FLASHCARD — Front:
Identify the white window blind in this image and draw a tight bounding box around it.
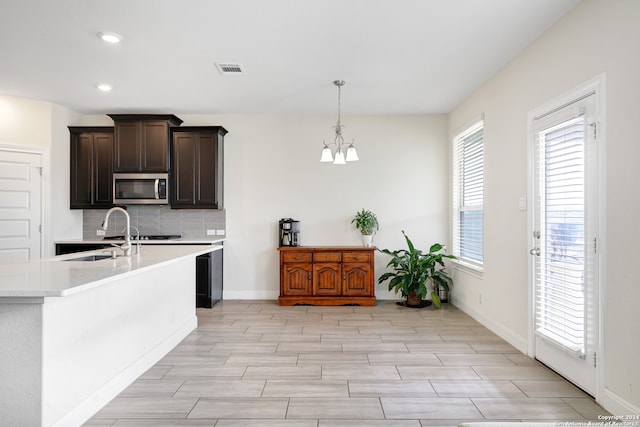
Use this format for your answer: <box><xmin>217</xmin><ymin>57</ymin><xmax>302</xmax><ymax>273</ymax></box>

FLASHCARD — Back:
<box><xmin>452</xmin><ymin>121</ymin><xmax>484</xmax><ymax>266</ymax></box>
<box><xmin>534</xmin><ymin>116</ymin><xmax>586</xmax><ymax>357</ymax></box>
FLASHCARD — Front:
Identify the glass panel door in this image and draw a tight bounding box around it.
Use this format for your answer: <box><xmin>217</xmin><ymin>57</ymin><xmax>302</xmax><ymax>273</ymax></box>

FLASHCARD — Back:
<box><xmin>531</xmin><ymin>91</ymin><xmax>599</xmax><ymax>395</ymax></box>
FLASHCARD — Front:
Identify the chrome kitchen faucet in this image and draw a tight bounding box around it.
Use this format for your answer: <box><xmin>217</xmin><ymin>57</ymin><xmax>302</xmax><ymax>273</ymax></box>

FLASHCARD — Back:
<box><xmin>101</xmin><ymin>207</ymin><xmax>132</xmax><ymax>257</ymax></box>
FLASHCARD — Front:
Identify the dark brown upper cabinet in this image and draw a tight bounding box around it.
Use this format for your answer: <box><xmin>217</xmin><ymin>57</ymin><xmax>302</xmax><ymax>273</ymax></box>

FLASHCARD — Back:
<box><xmin>69</xmin><ymin>127</ymin><xmax>114</xmax><ymax>209</ymax></box>
<box><xmin>171</xmin><ymin>126</ymin><xmax>228</xmax><ymax>209</ymax></box>
<box><xmin>108</xmin><ymin>114</ymin><xmax>183</xmax><ymax>172</ymax></box>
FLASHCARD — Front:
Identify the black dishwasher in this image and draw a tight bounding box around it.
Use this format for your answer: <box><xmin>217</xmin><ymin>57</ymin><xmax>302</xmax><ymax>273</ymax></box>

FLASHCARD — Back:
<box><xmin>196</xmin><ymin>249</ymin><xmax>223</xmax><ymax>308</ymax></box>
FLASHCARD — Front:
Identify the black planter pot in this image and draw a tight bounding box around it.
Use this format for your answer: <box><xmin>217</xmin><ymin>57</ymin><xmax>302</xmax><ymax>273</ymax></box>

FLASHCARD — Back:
<box><xmin>437</xmin><ymin>287</ymin><xmax>449</xmax><ymax>303</ymax></box>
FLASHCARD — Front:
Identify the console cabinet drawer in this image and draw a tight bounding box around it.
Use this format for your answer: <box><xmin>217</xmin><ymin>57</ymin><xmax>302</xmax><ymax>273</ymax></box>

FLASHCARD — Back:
<box><xmin>313</xmin><ymin>252</ymin><xmax>341</xmax><ymax>262</ymax></box>
<box><xmin>343</xmin><ymin>252</ymin><xmax>370</xmax><ymax>263</ymax></box>
<box><xmin>283</xmin><ymin>252</ymin><xmax>312</xmax><ymax>263</ymax></box>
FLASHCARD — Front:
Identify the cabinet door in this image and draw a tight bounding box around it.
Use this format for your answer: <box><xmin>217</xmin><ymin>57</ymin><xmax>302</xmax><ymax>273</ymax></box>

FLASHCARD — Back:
<box><xmin>196</xmin><ymin>132</ymin><xmax>218</xmax><ymax>206</ymax></box>
<box><xmin>93</xmin><ymin>133</ymin><xmax>114</xmax><ymax>206</ymax></box>
<box><xmin>342</xmin><ymin>263</ymin><xmax>372</xmax><ymax>296</ymax></box>
<box><xmin>196</xmin><ymin>253</ymin><xmax>212</xmax><ymax>308</ymax></box>
<box><xmin>70</xmin><ymin>133</ymin><xmax>93</xmax><ymax>208</ymax></box>
<box><xmin>313</xmin><ymin>263</ymin><xmax>341</xmax><ymax>295</ymax></box>
<box><xmin>141</xmin><ymin>121</ymin><xmax>169</xmax><ymax>171</ymax></box>
<box><xmin>113</xmin><ymin>122</ymin><xmax>140</xmax><ymax>171</ymax></box>
<box><xmin>171</xmin><ymin>130</ymin><xmax>220</xmax><ymax>208</ymax></box>
<box><xmin>283</xmin><ymin>263</ymin><xmax>312</xmax><ymax>295</ymax></box>
<box><xmin>70</xmin><ymin>131</ymin><xmax>113</xmax><ymax>209</ymax></box>
<box><xmin>172</xmin><ymin>132</ymin><xmax>196</xmax><ymax>206</ymax></box>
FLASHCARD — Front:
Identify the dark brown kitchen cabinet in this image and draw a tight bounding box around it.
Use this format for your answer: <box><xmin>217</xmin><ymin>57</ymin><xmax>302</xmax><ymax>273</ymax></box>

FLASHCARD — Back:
<box><xmin>196</xmin><ymin>248</ymin><xmax>223</xmax><ymax>308</ymax></box>
<box><xmin>171</xmin><ymin>126</ymin><xmax>227</xmax><ymax>209</ymax></box>
<box><xmin>69</xmin><ymin>127</ymin><xmax>114</xmax><ymax>209</ymax></box>
<box><xmin>108</xmin><ymin>114</ymin><xmax>183</xmax><ymax>172</ymax></box>
<box><xmin>55</xmin><ymin>243</ymin><xmax>112</xmax><ymax>255</ymax></box>
<box><xmin>278</xmin><ymin>247</ymin><xmax>375</xmax><ymax>306</ymax></box>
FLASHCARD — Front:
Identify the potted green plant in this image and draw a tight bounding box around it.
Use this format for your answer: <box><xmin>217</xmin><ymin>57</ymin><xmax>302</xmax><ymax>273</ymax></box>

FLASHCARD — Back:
<box><xmin>351</xmin><ymin>209</ymin><xmax>379</xmax><ymax>247</ymax></box>
<box><xmin>377</xmin><ymin>230</ymin><xmax>456</xmax><ymax>308</ymax></box>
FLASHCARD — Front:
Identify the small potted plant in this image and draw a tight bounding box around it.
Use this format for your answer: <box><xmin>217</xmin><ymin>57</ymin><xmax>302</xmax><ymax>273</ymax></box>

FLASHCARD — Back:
<box><xmin>351</xmin><ymin>209</ymin><xmax>379</xmax><ymax>247</ymax></box>
<box><xmin>377</xmin><ymin>230</ymin><xmax>456</xmax><ymax>308</ymax></box>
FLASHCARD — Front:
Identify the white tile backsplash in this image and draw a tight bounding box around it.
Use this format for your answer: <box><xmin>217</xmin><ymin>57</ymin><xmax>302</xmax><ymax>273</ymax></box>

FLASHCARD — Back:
<box><xmin>83</xmin><ymin>206</ymin><xmax>225</xmax><ymax>240</ymax></box>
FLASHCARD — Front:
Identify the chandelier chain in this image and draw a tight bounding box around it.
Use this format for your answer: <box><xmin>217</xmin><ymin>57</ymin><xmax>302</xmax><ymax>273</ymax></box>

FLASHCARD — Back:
<box><xmin>335</xmin><ymin>80</ymin><xmax>344</xmax><ymax>138</ymax></box>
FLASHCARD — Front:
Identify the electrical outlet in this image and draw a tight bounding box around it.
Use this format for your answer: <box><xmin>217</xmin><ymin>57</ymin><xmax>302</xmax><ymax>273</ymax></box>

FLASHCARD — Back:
<box><xmin>206</xmin><ymin>229</ymin><xmax>216</xmax><ymax>236</ymax></box>
<box><xmin>519</xmin><ymin>196</ymin><xmax>527</xmax><ymax>211</ymax></box>
<box><xmin>96</xmin><ymin>229</ymin><xmax>106</xmax><ymax>236</ymax></box>
<box><xmin>479</xmin><ymin>293</ymin><xmax>483</xmax><ymax>305</ymax></box>
<box><xmin>216</xmin><ymin>229</ymin><xmax>225</xmax><ymax>235</ymax></box>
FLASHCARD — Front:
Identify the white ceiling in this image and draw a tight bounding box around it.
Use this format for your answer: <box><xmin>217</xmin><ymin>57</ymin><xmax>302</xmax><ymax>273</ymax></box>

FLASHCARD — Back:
<box><xmin>0</xmin><ymin>0</ymin><xmax>580</xmax><ymax>115</ymax></box>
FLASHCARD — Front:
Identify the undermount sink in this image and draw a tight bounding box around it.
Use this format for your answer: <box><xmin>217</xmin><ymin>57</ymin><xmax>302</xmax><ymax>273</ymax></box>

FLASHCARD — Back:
<box><xmin>63</xmin><ymin>254</ymin><xmax>113</xmax><ymax>262</ymax></box>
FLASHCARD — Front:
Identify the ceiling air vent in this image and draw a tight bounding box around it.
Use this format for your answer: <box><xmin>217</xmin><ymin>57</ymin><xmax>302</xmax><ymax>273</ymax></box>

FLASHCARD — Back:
<box><xmin>215</xmin><ymin>63</ymin><xmax>245</xmax><ymax>75</ymax></box>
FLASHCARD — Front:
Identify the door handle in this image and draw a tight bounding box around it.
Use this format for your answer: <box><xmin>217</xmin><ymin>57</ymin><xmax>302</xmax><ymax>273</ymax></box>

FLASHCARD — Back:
<box><xmin>529</xmin><ymin>247</ymin><xmax>540</xmax><ymax>256</ymax></box>
<box><xmin>154</xmin><ymin>179</ymin><xmax>160</xmax><ymax>200</ymax></box>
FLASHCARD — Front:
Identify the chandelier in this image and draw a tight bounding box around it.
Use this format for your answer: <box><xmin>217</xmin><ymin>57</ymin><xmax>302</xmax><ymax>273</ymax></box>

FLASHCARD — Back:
<box><xmin>320</xmin><ymin>80</ymin><xmax>359</xmax><ymax>164</ymax></box>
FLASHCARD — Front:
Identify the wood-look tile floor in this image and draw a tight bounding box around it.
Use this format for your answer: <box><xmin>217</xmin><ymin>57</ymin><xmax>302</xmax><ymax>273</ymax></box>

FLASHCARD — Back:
<box><xmin>85</xmin><ymin>300</ymin><xmax>609</xmax><ymax>427</ymax></box>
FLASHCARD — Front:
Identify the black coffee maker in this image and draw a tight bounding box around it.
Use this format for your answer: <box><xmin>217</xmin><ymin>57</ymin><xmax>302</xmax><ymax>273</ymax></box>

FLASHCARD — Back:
<box><xmin>279</xmin><ymin>218</ymin><xmax>300</xmax><ymax>247</ymax></box>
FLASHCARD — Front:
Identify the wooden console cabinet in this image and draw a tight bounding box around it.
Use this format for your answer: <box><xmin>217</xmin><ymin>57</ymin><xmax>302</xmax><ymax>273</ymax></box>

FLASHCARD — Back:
<box><xmin>278</xmin><ymin>246</ymin><xmax>375</xmax><ymax>306</ymax></box>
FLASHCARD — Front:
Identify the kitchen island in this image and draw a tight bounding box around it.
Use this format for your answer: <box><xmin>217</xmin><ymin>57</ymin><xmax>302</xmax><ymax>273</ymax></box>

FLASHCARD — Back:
<box><xmin>0</xmin><ymin>245</ymin><xmax>220</xmax><ymax>427</ymax></box>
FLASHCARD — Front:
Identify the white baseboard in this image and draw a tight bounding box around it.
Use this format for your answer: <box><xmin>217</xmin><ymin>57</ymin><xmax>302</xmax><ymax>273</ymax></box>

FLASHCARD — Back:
<box><xmin>223</xmin><ymin>290</ymin><xmax>279</xmax><ymax>300</ymax></box>
<box><xmin>222</xmin><ymin>291</ymin><xmax>402</xmax><ymax>301</ymax></box>
<box><xmin>452</xmin><ymin>299</ymin><xmax>529</xmax><ymax>354</ymax></box>
<box><xmin>54</xmin><ymin>316</ymin><xmax>197</xmax><ymax>427</ymax></box>
<box><xmin>602</xmin><ymin>387</ymin><xmax>640</xmax><ymax>416</ymax></box>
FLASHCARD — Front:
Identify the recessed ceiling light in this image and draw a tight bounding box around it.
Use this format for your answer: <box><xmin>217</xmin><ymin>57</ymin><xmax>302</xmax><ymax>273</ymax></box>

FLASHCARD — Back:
<box><xmin>97</xmin><ymin>83</ymin><xmax>112</xmax><ymax>92</ymax></box>
<box><xmin>98</xmin><ymin>32</ymin><xmax>122</xmax><ymax>44</ymax></box>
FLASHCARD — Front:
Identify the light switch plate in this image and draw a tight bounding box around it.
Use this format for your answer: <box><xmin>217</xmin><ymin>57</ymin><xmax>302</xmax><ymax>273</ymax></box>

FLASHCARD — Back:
<box><xmin>206</xmin><ymin>229</ymin><xmax>216</xmax><ymax>236</ymax></box>
<box><xmin>96</xmin><ymin>229</ymin><xmax>106</xmax><ymax>236</ymax></box>
<box><xmin>216</xmin><ymin>229</ymin><xmax>225</xmax><ymax>235</ymax></box>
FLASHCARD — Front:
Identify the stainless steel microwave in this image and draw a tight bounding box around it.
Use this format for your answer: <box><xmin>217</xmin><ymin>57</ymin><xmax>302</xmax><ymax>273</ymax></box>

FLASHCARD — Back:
<box><xmin>113</xmin><ymin>173</ymin><xmax>169</xmax><ymax>205</ymax></box>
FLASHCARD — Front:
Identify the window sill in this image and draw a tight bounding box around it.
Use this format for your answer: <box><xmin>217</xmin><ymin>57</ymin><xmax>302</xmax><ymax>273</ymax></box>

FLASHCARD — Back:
<box><xmin>451</xmin><ymin>259</ymin><xmax>484</xmax><ymax>278</ymax></box>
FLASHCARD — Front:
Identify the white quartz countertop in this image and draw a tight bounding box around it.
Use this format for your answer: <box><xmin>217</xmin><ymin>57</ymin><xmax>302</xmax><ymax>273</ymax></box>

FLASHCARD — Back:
<box><xmin>54</xmin><ymin>238</ymin><xmax>226</xmax><ymax>245</ymax></box>
<box><xmin>0</xmin><ymin>245</ymin><xmax>222</xmax><ymax>298</ymax></box>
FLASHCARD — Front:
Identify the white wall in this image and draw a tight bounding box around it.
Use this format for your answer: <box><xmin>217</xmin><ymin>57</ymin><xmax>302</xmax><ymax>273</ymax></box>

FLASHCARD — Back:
<box><xmin>50</xmin><ymin>103</ymin><xmax>83</xmax><ymax>250</ymax></box>
<box><xmin>449</xmin><ymin>0</ymin><xmax>640</xmax><ymax>413</ymax></box>
<box><xmin>176</xmin><ymin>114</ymin><xmax>449</xmax><ymax>300</ymax></box>
<box><xmin>0</xmin><ymin>94</ymin><xmax>51</xmax><ymax>147</ymax></box>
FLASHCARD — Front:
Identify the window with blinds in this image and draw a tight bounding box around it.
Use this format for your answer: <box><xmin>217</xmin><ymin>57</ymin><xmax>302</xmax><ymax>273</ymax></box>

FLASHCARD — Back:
<box><xmin>452</xmin><ymin>121</ymin><xmax>484</xmax><ymax>266</ymax></box>
<box><xmin>534</xmin><ymin>116</ymin><xmax>586</xmax><ymax>357</ymax></box>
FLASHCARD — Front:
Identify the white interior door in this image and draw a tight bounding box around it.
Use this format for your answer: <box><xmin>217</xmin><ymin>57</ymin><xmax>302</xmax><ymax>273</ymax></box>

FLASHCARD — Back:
<box><xmin>530</xmin><ymin>90</ymin><xmax>599</xmax><ymax>395</ymax></box>
<box><xmin>0</xmin><ymin>149</ymin><xmax>43</xmax><ymax>262</ymax></box>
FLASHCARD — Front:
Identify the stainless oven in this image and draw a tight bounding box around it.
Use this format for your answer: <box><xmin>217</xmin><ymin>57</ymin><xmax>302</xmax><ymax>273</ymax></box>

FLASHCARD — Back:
<box><xmin>113</xmin><ymin>173</ymin><xmax>169</xmax><ymax>205</ymax></box>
